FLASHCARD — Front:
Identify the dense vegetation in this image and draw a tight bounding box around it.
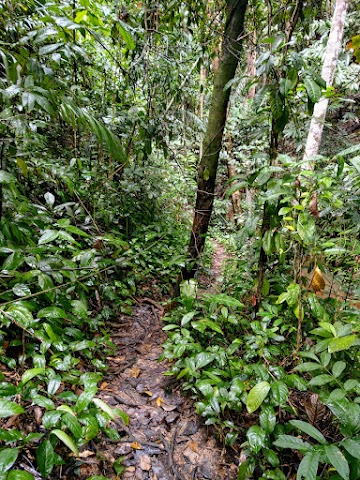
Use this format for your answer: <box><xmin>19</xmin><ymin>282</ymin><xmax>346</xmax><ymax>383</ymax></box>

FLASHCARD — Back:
<box><xmin>0</xmin><ymin>0</ymin><xmax>359</xmax><ymax>479</ymax></box>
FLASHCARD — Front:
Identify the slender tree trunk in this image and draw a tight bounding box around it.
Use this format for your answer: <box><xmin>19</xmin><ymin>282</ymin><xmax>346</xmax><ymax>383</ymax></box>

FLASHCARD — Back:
<box><xmin>182</xmin><ymin>0</ymin><xmax>248</xmax><ymax>280</ymax></box>
<box><xmin>303</xmin><ymin>0</ymin><xmax>348</xmax><ymax>166</ymax></box>
<box><xmin>198</xmin><ymin>65</ymin><xmax>207</xmax><ymax>161</ymax></box>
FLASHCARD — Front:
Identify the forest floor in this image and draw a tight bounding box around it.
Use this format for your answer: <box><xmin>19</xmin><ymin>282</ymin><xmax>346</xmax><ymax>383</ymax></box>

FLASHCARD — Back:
<box><xmin>92</xmin><ymin>241</ymin><xmax>237</xmax><ymax>480</ymax></box>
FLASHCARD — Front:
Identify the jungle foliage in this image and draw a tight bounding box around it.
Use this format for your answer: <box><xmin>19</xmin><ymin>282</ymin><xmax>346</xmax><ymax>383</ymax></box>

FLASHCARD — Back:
<box><xmin>0</xmin><ymin>0</ymin><xmax>359</xmax><ymax>479</ymax></box>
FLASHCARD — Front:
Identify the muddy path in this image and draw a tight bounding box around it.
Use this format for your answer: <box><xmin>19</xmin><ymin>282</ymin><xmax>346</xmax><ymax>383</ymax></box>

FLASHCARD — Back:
<box><xmin>93</xmin><ymin>242</ymin><xmax>236</xmax><ymax>480</ymax></box>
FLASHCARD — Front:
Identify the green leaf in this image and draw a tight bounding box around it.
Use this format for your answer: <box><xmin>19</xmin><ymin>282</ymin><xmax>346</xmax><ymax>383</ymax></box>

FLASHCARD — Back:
<box><xmin>115</xmin><ymin>408</ymin><xmax>129</xmax><ymax>426</ymax></box>
<box><xmin>342</xmin><ymin>438</ymin><xmax>360</xmax><ymax>460</ymax></box>
<box><xmin>297</xmin><ymin>213</ymin><xmax>316</xmax><ymax>245</ymax></box>
<box><xmin>274</xmin><ymin>435</ymin><xmax>312</xmax><ymax>452</ymax></box>
<box><xmin>6</xmin><ymin>304</ymin><xmax>33</xmax><ymax>328</ymax></box>
<box><xmin>36</xmin><ymin>440</ymin><xmax>55</xmax><ymax>477</ymax></box>
<box><xmin>290</xmin><ymin>420</ymin><xmax>326</xmax><ymax>444</ymax></box>
<box><xmin>92</xmin><ymin>398</ymin><xmax>118</xmax><ymax>420</ymax></box>
<box><xmin>294</xmin><ymin>362</ymin><xmax>322</xmax><ymax>372</ymax></box>
<box><xmin>328</xmin><ymin>335</ymin><xmax>358</xmax><ymax>353</ymax></box>
<box><xmin>7</xmin><ymin>470</ymin><xmax>35</xmax><ymax>480</ymax></box>
<box><xmin>70</xmin><ymin>340</ymin><xmax>96</xmax><ymax>352</ymax></box>
<box><xmin>32</xmin><ymin>394</ymin><xmax>55</xmax><ymax>410</ymax></box>
<box><xmin>332</xmin><ymin>361</ymin><xmax>346</xmax><ymax>378</ymax></box>
<box><xmin>194</xmin><ymin>352</ymin><xmax>215</xmax><ymax>369</ymax></box>
<box><xmin>181</xmin><ymin>311</ymin><xmax>196</xmax><ymax>326</ymax></box>
<box><xmin>37</xmin><ymin>307</ymin><xmax>67</xmax><ymax>319</ymax></box>
<box><xmin>47</xmin><ymin>375</ymin><xmax>61</xmax><ymax>395</ymax></box>
<box><xmin>118</xmin><ymin>20</ymin><xmax>135</xmax><ymax>50</ymax></box>
<box><xmin>64</xmin><ymin>225</ymin><xmax>90</xmax><ymax>238</ymax></box>
<box><xmin>304</xmin><ymin>77</ymin><xmax>322</xmax><ymax>103</ymax></box>
<box><xmin>308</xmin><ymin>374</ymin><xmax>334</xmax><ymax>386</ymax></box>
<box><xmin>38</xmin><ymin>230</ymin><xmax>59</xmax><ymax>245</ymax></box>
<box><xmin>0</xmin><ymin>401</ymin><xmax>25</xmax><ymax>418</ymax></box>
<box><xmin>262</xmin><ymin>230</ymin><xmax>273</xmax><ymax>255</ymax></box>
<box><xmin>297</xmin><ymin>451</ymin><xmax>320</xmax><ymax>480</ymax></box>
<box><xmin>75</xmin><ymin>387</ymin><xmax>98</xmax><ymax>413</ymax></box>
<box><xmin>12</xmin><ymin>284</ymin><xmax>31</xmax><ymax>297</ymax></box>
<box><xmin>325</xmin><ymin>445</ymin><xmax>349</xmax><ymax>480</ymax></box>
<box><xmin>259</xmin><ymin>406</ymin><xmax>276</xmax><ymax>433</ymax></box>
<box><xmin>246</xmin><ymin>426</ymin><xmax>267</xmax><ymax>453</ymax></box>
<box><xmin>271</xmin><ymin>381</ymin><xmax>289</xmax><ymax>406</ymax></box>
<box><xmin>51</xmin><ymin>430</ymin><xmax>79</xmax><ymax>456</ymax></box>
<box><xmin>269</xmin><ymin>90</ymin><xmax>283</xmax><ymax>119</ymax></box>
<box><xmin>193</xmin><ymin>319</ymin><xmax>223</xmax><ymax>335</ymax></box>
<box><xmin>326</xmin><ymin>399</ymin><xmax>360</xmax><ymax>435</ymax></box>
<box><xmin>263</xmin><ymin>448</ymin><xmax>280</xmax><ymax>467</ymax></box>
<box><xmin>57</xmin><ymin>405</ymin><xmax>76</xmax><ymax>416</ymax></box>
<box><xmin>203</xmin><ymin>293</ymin><xmax>244</xmax><ymax>309</ymax></box>
<box><xmin>246</xmin><ymin>381</ymin><xmax>271</xmax><ymax>413</ymax></box>
<box><xmin>42</xmin><ymin>411</ymin><xmax>62</xmax><ymax>430</ymax></box>
<box><xmin>0</xmin><ymin>448</ymin><xmax>18</xmax><ymax>474</ymax></box>
<box><xmin>21</xmin><ymin>368</ymin><xmax>46</xmax><ymax>385</ymax></box>
<box><xmin>61</xmin><ymin>413</ymin><xmax>82</xmax><ymax>439</ymax></box>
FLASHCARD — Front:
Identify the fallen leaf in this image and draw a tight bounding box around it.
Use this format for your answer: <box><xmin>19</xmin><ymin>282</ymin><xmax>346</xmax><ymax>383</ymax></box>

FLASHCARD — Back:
<box><xmin>139</xmin><ymin>454</ymin><xmax>151</xmax><ymax>471</ymax></box>
<box><xmin>34</xmin><ymin>406</ymin><xmax>43</xmax><ymax>425</ymax></box>
<box><xmin>78</xmin><ymin>450</ymin><xmax>95</xmax><ymax>458</ymax></box>
<box><xmin>79</xmin><ymin>464</ymin><xmax>100</xmax><ymax>477</ymax></box>
<box><xmin>131</xmin><ymin>442</ymin><xmax>142</xmax><ymax>450</ymax></box>
<box><xmin>188</xmin><ymin>441</ymin><xmax>199</xmax><ymax>452</ymax></box>
<box><xmin>145</xmin><ymin>391</ymin><xmax>153</xmax><ymax>397</ymax></box>
<box><xmin>100</xmin><ymin>382</ymin><xmax>108</xmax><ymax>390</ymax></box>
<box><xmin>131</xmin><ymin>367</ymin><xmax>141</xmax><ymax>378</ymax></box>
<box><xmin>156</xmin><ymin>397</ymin><xmax>164</xmax><ymax>407</ymax></box>
<box><xmin>161</xmin><ymin>403</ymin><xmax>177</xmax><ymax>412</ymax></box>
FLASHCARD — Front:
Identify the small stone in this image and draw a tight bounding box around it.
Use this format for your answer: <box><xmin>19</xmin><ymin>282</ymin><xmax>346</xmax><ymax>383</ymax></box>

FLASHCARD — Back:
<box><xmin>165</xmin><ymin>412</ymin><xmax>179</xmax><ymax>423</ymax></box>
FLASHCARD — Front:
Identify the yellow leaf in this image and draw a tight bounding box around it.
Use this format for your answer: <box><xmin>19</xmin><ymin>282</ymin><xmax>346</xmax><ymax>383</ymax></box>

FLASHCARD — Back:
<box><xmin>144</xmin><ymin>391</ymin><xmax>153</xmax><ymax>397</ymax></box>
<box><xmin>131</xmin><ymin>442</ymin><xmax>142</xmax><ymax>450</ymax></box>
<box><xmin>310</xmin><ymin>266</ymin><xmax>325</xmax><ymax>293</ymax></box>
<box><xmin>131</xmin><ymin>367</ymin><xmax>141</xmax><ymax>378</ymax></box>
<box><xmin>156</xmin><ymin>397</ymin><xmax>164</xmax><ymax>407</ymax></box>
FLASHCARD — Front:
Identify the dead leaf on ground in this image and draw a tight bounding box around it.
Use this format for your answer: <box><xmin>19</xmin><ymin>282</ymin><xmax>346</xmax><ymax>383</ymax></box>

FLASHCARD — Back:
<box><xmin>161</xmin><ymin>402</ymin><xmax>177</xmax><ymax>412</ymax></box>
<box><xmin>131</xmin><ymin>442</ymin><xmax>142</xmax><ymax>450</ymax></box>
<box><xmin>304</xmin><ymin>393</ymin><xmax>327</xmax><ymax>424</ymax></box>
<box><xmin>156</xmin><ymin>397</ymin><xmax>164</xmax><ymax>407</ymax></box>
<box><xmin>139</xmin><ymin>454</ymin><xmax>151</xmax><ymax>471</ymax></box>
<box><xmin>78</xmin><ymin>450</ymin><xmax>95</xmax><ymax>458</ymax></box>
<box><xmin>131</xmin><ymin>367</ymin><xmax>141</xmax><ymax>378</ymax></box>
<box><xmin>78</xmin><ymin>463</ymin><xmax>100</xmax><ymax>478</ymax></box>
<box><xmin>188</xmin><ymin>441</ymin><xmax>199</xmax><ymax>452</ymax></box>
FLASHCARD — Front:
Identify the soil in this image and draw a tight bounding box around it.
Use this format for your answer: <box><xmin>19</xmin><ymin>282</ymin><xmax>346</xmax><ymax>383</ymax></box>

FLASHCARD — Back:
<box><xmin>88</xmin><ymin>241</ymin><xmax>237</xmax><ymax>480</ymax></box>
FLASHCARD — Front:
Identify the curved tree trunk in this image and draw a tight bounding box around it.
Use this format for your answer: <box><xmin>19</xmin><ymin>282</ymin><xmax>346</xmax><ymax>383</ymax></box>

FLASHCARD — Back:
<box><xmin>182</xmin><ymin>0</ymin><xmax>248</xmax><ymax>279</ymax></box>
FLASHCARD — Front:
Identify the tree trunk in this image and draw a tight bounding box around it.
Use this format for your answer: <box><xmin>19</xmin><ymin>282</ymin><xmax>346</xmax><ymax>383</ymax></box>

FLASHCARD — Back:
<box><xmin>303</xmin><ymin>0</ymin><xmax>348</xmax><ymax>166</ymax></box>
<box><xmin>182</xmin><ymin>0</ymin><xmax>248</xmax><ymax>279</ymax></box>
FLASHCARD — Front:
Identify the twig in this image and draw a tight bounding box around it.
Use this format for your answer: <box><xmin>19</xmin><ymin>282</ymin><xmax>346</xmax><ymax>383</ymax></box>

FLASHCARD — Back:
<box><xmin>160</xmin><ymin>425</ymin><xmax>186</xmax><ymax>480</ymax></box>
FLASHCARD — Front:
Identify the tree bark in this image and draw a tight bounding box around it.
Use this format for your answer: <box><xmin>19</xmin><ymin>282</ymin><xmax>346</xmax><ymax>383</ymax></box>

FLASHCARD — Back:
<box><xmin>182</xmin><ymin>0</ymin><xmax>248</xmax><ymax>279</ymax></box>
<box><xmin>303</xmin><ymin>0</ymin><xmax>348</xmax><ymax>166</ymax></box>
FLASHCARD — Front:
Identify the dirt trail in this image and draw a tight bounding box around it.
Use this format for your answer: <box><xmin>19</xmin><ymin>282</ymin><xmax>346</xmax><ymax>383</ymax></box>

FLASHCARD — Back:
<box><xmin>92</xmin><ymin>241</ymin><xmax>235</xmax><ymax>480</ymax></box>
<box><xmin>197</xmin><ymin>241</ymin><xmax>229</xmax><ymax>294</ymax></box>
